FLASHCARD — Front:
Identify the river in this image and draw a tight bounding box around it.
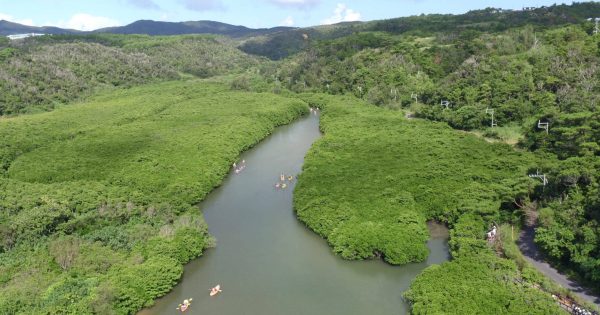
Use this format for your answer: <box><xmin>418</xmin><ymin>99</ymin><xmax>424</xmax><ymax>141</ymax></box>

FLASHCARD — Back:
<box><xmin>139</xmin><ymin>113</ymin><xmax>449</xmax><ymax>315</ymax></box>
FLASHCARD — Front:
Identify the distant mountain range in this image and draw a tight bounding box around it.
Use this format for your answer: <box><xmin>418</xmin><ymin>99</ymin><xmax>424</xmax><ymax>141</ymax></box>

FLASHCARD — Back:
<box><xmin>0</xmin><ymin>19</ymin><xmax>294</xmax><ymax>37</ymax></box>
<box><xmin>0</xmin><ymin>20</ymin><xmax>81</xmax><ymax>36</ymax></box>
<box><xmin>96</xmin><ymin>20</ymin><xmax>294</xmax><ymax>37</ymax></box>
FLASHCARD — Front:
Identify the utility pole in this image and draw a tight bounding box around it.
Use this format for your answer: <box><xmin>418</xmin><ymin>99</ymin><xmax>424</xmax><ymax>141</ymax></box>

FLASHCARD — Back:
<box><xmin>390</xmin><ymin>88</ymin><xmax>398</xmax><ymax>102</ymax></box>
<box><xmin>485</xmin><ymin>108</ymin><xmax>497</xmax><ymax>128</ymax></box>
<box><xmin>411</xmin><ymin>93</ymin><xmax>418</xmax><ymax>104</ymax></box>
<box><xmin>528</xmin><ymin>170</ymin><xmax>548</xmax><ymax>186</ymax></box>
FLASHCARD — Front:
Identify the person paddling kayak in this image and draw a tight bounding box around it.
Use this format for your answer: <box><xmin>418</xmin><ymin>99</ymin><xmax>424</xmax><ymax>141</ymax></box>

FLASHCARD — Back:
<box><xmin>177</xmin><ymin>298</ymin><xmax>192</xmax><ymax>312</ymax></box>
<box><xmin>210</xmin><ymin>284</ymin><xmax>222</xmax><ymax>297</ymax></box>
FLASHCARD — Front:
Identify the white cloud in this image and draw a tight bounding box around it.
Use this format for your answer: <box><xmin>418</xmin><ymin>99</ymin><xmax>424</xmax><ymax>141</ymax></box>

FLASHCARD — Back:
<box><xmin>51</xmin><ymin>14</ymin><xmax>121</xmax><ymax>31</ymax></box>
<box><xmin>320</xmin><ymin>3</ymin><xmax>361</xmax><ymax>25</ymax></box>
<box><xmin>127</xmin><ymin>0</ymin><xmax>161</xmax><ymax>10</ymax></box>
<box><xmin>280</xmin><ymin>16</ymin><xmax>295</xmax><ymax>26</ymax></box>
<box><xmin>268</xmin><ymin>0</ymin><xmax>321</xmax><ymax>9</ymax></box>
<box><xmin>0</xmin><ymin>13</ymin><xmax>35</xmax><ymax>26</ymax></box>
<box><xmin>180</xmin><ymin>0</ymin><xmax>225</xmax><ymax>11</ymax></box>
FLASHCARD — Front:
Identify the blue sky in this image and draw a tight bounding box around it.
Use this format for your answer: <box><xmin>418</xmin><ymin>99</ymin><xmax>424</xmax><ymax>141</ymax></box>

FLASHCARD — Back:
<box><xmin>0</xmin><ymin>0</ymin><xmax>575</xmax><ymax>31</ymax></box>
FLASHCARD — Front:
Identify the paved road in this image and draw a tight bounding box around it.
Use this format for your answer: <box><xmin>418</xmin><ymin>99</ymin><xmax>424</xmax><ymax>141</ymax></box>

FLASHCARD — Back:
<box><xmin>517</xmin><ymin>226</ymin><xmax>600</xmax><ymax>308</ymax></box>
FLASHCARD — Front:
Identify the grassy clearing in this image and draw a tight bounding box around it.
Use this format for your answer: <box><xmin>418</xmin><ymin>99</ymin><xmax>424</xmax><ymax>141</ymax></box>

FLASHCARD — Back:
<box><xmin>0</xmin><ymin>80</ymin><xmax>307</xmax><ymax>314</ymax></box>
<box><xmin>482</xmin><ymin>125</ymin><xmax>524</xmax><ymax>145</ymax></box>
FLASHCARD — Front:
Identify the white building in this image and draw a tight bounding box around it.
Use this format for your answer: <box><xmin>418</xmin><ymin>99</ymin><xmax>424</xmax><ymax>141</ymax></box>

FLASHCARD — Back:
<box><xmin>6</xmin><ymin>33</ymin><xmax>45</xmax><ymax>40</ymax></box>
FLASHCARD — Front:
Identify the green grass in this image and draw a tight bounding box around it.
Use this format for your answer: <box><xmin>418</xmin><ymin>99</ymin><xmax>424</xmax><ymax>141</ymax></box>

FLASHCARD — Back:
<box><xmin>0</xmin><ymin>80</ymin><xmax>308</xmax><ymax>314</ymax></box>
<box><xmin>482</xmin><ymin>125</ymin><xmax>524</xmax><ymax>145</ymax></box>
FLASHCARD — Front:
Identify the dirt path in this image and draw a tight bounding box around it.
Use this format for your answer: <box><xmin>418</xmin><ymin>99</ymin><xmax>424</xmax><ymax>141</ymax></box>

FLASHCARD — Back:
<box><xmin>517</xmin><ymin>225</ymin><xmax>600</xmax><ymax>307</ymax></box>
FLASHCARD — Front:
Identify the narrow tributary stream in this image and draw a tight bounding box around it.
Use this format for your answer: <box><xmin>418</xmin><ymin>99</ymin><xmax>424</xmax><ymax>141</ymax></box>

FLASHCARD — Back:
<box><xmin>139</xmin><ymin>113</ymin><xmax>449</xmax><ymax>315</ymax></box>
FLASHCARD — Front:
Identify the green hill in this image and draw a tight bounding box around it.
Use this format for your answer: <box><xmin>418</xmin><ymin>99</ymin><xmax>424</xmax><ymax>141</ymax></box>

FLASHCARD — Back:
<box><xmin>95</xmin><ymin>20</ymin><xmax>294</xmax><ymax>37</ymax></box>
<box><xmin>0</xmin><ymin>34</ymin><xmax>266</xmax><ymax>115</ymax></box>
<box><xmin>240</xmin><ymin>2</ymin><xmax>600</xmax><ymax>60</ymax></box>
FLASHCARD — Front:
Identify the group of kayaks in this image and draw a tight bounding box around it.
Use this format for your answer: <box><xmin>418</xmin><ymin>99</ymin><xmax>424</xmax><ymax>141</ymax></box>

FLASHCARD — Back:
<box><xmin>275</xmin><ymin>173</ymin><xmax>294</xmax><ymax>189</ymax></box>
<box><xmin>176</xmin><ymin>285</ymin><xmax>222</xmax><ymax>312</ymax></box>
<box><xmin>175</xmin><ymin>175</ymin><xmax>294</xmax><ymax>313</ymax></box>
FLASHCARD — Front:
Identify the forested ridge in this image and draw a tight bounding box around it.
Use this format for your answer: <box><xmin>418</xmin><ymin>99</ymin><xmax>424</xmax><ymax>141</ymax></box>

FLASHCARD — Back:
<box><xmin>0</xmin><ymin>34</ymin><xmax>265</xmax><ymax>115</ymax></box>
<box><xmin>240</xmin><ymin>2</ymin><xmax>600</xmax><ymax>60</ymax></box>
<box><xmin>0</xmin><ymin>2</ymin><xmax>599</xmax><ymax>314</ymax></box>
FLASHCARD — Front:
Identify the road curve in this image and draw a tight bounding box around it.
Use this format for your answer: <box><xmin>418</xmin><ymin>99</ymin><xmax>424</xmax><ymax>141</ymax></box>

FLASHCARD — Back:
<box><xmin>517</xmin><ymin>226</ymin><xmax>600</xmax><ymax>308</ymax></box>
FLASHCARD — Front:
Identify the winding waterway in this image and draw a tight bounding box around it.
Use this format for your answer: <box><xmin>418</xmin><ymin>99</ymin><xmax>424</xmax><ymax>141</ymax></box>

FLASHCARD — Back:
<box><xmin>139</xmin><ymin>113</ymin><xmax>449</xmax><ymax>315</ymax></box>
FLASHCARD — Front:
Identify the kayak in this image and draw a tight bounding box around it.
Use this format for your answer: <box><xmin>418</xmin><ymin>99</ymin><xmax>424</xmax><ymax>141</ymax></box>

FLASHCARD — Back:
<box><xmin>177</xmin><ymin>299</ymin><xmax>192</xmax><ymax>312</ymax></box>
<box><xmin>210</xmin><ymin>285</ymin><xmax>222</xmax><ymax>297</ymax></box>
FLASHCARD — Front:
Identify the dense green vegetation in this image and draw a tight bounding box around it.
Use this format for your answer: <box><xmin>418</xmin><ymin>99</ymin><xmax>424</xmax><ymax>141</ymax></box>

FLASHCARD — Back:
<box><xmin>270</xmin><ymin>23</ymin><xmax>599</xmax><ymax>130</ymax></box>
<box><xmin>264</xmin><ymin>4</ymin><xmax>600</xmax><ymax>295</ymax></box>
<box><xmin>293</xmin><ymin>93</ymin><xmax>565</xmax><ymax>313</ymax></box>
<box><xmin>0</xmin><ymin>34</ymin><xmax>265</xmax><ymax>115</ymax></box>
<box><xmin>0</xmin><ymin>81</ymin><xmax>307</xmax><ymax>314</ymax></box>
<box><xmin>531</xmin><ymin>147</ymin><xmax>600</xmax><ymax>289</ymax></box>
<box><xmin>241</xmin><ymin>2</ymin><xmax>600</xmax><ymax>60</ymax></box>
<box><xmin>1</xmin><ymin>2</ymin><xmax>598</xmax><ymax>313</ymax></box>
